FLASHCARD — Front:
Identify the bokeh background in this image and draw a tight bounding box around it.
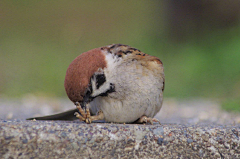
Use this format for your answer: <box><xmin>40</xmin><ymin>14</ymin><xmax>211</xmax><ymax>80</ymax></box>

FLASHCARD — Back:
<box><xmin>1</xmin><ymin>1</ymin><xmax>240</xmax><ymax>111</ymax></box>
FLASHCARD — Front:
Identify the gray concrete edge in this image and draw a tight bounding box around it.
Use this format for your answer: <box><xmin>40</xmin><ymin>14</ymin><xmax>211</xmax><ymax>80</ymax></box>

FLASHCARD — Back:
<box><xmin>1</xmin><ymin>120</ymin><xmax>240</xmax><ymax>158</ymax></box>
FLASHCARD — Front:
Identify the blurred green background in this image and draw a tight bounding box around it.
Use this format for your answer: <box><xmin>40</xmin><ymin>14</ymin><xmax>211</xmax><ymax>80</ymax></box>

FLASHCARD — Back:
<box><xmin>1</xmin><ymin>1</ymin><xmax>240</xmax><ymax>111</ymax></box>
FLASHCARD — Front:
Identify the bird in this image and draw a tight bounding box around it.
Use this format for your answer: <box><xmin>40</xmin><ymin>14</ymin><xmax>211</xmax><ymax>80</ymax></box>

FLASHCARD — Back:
<box><xmin>27</xmin><ymin>44</ymin><xmax>165</xmax><ymax>124</ymax></box>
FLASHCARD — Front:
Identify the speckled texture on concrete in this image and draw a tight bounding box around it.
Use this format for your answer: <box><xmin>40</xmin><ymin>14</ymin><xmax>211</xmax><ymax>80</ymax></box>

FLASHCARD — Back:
<box><xmin>1</xmin><ymin>120</ymin><xmax>240</xmax><ymax>158</ymax></box>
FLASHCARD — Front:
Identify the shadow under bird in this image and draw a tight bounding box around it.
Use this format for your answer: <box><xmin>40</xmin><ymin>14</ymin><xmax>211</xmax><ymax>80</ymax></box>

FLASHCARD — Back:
<box><xmin>27</xmin><ymin>44</ymin><xmax>165</xmax><ymax>124</ymax></box>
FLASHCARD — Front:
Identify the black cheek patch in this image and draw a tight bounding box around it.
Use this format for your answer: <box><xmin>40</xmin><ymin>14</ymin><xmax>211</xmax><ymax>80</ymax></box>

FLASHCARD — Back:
<box><xmin>95</xmin><ymin>74</ymin><xmax>106</xmax><ymax>89</ymax></box>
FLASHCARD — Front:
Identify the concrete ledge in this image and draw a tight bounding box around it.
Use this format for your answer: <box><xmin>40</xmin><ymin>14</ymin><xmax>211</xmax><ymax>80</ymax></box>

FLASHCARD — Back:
<box><xmin>1</xmin><ymin>120</ymin><xmax>239</xmax><ymax>158</ymax></box>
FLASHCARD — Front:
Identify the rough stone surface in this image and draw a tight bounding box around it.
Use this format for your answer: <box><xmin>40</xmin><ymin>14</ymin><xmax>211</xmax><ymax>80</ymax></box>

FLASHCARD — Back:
<box><xmin>0</xmin><ymin>97</ymin><xmax>240</xmax><ymax>158</ymax></box>
<box><xmin>1</xmin><ymin>120</ymin><xmax>240</xmax><ymax>158</ymax></box>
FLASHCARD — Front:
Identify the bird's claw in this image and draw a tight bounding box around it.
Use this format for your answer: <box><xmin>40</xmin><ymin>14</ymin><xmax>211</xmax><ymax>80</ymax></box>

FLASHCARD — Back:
<box><xmin>75</xmin><ymin>103</ymin><xmax>104</xmax><ymax>124</ymax></box>
<box><xmin>138</xmin><ymin>116</ymin><xmax>161</xmax><ymax>125</ymax></box>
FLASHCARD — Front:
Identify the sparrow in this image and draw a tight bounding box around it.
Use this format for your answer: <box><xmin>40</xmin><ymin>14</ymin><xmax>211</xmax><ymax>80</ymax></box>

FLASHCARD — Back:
<box><xmin>27</xmin><ymin>44</ymin><xmax>165</xmax><ymax>124</ymax></box>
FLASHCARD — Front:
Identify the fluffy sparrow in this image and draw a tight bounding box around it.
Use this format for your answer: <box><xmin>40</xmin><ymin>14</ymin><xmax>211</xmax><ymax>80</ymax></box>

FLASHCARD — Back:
<box><xmin>27</xmin><ymin>44</ymin><xmax>165</xmax><ymax>124</ymax></box>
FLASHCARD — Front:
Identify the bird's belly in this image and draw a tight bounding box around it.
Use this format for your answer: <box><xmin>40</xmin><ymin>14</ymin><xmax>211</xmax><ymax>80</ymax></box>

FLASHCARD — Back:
<box><xmin>89</xmin><ymin>95</ymin><xmax>162</xmax><ymax>123</ymax></box>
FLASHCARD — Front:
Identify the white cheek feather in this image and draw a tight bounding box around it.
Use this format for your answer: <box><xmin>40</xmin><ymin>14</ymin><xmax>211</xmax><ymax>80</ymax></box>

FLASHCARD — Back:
<box><xmin>91</xmin><ymin>78</ymin><xmax>111</xmax><ymax>97</ymax></box>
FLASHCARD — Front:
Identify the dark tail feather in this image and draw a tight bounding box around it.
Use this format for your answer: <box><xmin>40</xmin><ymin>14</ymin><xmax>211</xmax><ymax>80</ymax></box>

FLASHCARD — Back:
<box><xmin>26</xmin><ymin>108</ymin><xmax>78</xmax><ymax>121</ymax></box>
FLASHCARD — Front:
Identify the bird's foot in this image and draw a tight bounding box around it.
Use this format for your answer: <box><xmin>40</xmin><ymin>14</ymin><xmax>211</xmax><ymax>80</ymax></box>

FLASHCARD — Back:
<box><xmin>74</xmin><ymin>105</ymin><xmax>104</xmax><ymax>124</ymax></box>
<box><xmin>137</xmin><ymin>115</ymin><xmax>161</xmax><ymax>125</ymax></box>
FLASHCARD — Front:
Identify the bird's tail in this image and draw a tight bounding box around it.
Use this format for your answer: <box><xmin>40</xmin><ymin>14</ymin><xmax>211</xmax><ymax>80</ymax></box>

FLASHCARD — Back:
<box><xmin>26</xmin><ymin>108</ymin><xmax>78</xmax><ymax>121</ymax></box>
